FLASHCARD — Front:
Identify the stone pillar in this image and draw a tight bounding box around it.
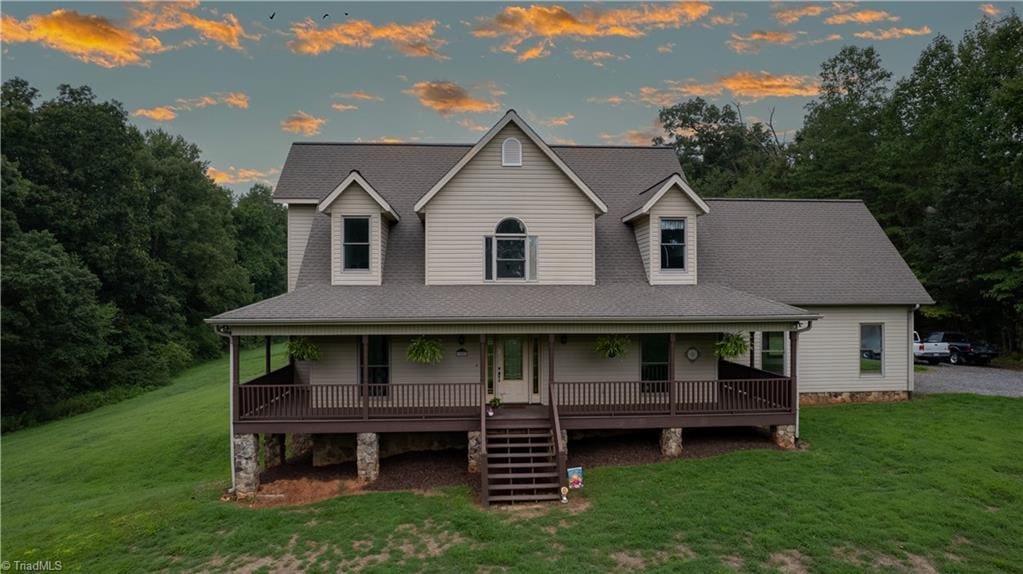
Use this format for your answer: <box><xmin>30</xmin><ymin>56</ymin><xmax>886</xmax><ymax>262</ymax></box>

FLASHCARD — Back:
<box><xmin>559</xmin><ymin>429</ymin><xmax>569</xmax><ymax>455</ymax></box>
<box><xmin>233</xmin><ymin>433</ymin><xmax>260</xmax><ymax>496</ymax></box>
<box><xmin>660</xmin><ymin>428</ymin><xmax>683</xmax><ymax>458</ymax></box>
<box><xmin>467</xmin><ymin>431</ymin><xmax>483</xmax><ymax>474</ymax></box>
<box><xmin>265</xmin><ymin>434</ymin><xmax>286</xmax><ymax>469</ymax></box>
<box><xmin>356</xmin><ymin>432</ymin><xmax>380</xmax><ymax>482</ymax></box>
<box><xmin>771</xmin><ymin>425</ymin><xmax>796</xmax><ymax>449</ymax></box>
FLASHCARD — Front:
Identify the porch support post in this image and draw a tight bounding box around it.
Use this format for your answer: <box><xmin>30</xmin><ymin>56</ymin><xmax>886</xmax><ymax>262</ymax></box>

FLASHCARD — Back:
<box><xmin>660</xmin><ymin>428</ymin><xmax>683</xmax><ymax>458</ymax></box>
<box><xmin>265</xmin><ymin>433</ymin><xmax>286</xmax><ymax>468</ymax></box>
<box><xmin>668</xmin><ymin>332</ymin><xmax>676</xmax><ymax>416</ymax></box>
<box><xmin>469</xmin><ymin>334</ymin><xmax>486</xmax><ymax>474</ymax></box>
<box><xmin>749</xmin><ymin>332</ymin><xmax>756</xmax><ymax>367</ymax></box>
<box><xmin>361</xmin><ymin>335</ymin><xmax>370</xmax><ymax>420</ymax></box>
<box><xmin>770</xmin><ymin>330</ymin><xmax>799</xmax><ymax>450</ymax></box>
<box><xmin>480</xmin><ymin>335</ymin><xmax>487</xmax><ymax>396</ymax></box>
<box><xmin>547</xmin><ymin>334</ymin><xmax>555</xmax><ymax>387</ymax></box>
<box><xmin>264</xmin><ymin>336</ymin><xmax>272</xmax><ymax>374</ymax></box>
<box><xmin>356</xmin><ymin>432</ymin><xmax>379</xmax><ymax>482</ymax></box>
<box><xmin>232</xmin><ymin>433</ymin><xmax>260</xmax><ymax>496</ymax></box>
<box><xmin>789</xmin><ymin>330</ymin><xmax>798</xmax><ymax>411</ymax></box>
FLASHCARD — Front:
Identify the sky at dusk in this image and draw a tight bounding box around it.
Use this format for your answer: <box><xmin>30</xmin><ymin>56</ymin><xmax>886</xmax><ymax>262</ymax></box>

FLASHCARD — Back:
<box><xmin>1</xmin><ymin>1</ymin><xmax>1009</xmax><ymax>192</ymax></box>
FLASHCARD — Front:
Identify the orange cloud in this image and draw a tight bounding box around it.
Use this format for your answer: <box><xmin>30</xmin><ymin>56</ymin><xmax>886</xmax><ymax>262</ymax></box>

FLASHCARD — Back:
<box><xmin>1</xmin><ymin>9</ymin><xmax>165</xmax><ymax>68</ymax></box>
<box><xmin>570</xmin><ymin>49</ymin><xmax>628</xmax><ymax>67</ymax></box>
<box><xmin>824</xmin><ymin>10</ymin><xmax>899</xmax><ymax>25</ymax></box>
<box><xmin>680</xmin><ymin>71</ymin><xmax>819</xmax><ymax>100</ymax></box>
<box><xmin>587</xmin><ymin>95</ymin><xmax>627</xmax><ymax>106</ymax></box>
<box><xmin>457</xmin><ymin>118</ymin><xmax>490</xmax><ymax>133</ymax></box>
<box><xmin>208</xmin><ymin>166</ymin><xmax>280</xmax><ymax>185</ymax></box>
<box><xmin>979</xmin><ymin>4</ymin><xmax>1001</xmax><ymax>17</ymax></box>
<box><xmin>704</xmin><ymin>12</ymin><xmax>745</xmax><ymax>27</ymax></box>
<box><xmin>287</xmin><ymin>18</ymin><xmax>446</xmax><ymax>59</ymax></box>
<box><xmin>129</xmin><ymin>2</ymin><xmax>259</xmax><ymax>50</ymax></box>
<box><xmin>331</xmin><ymin>103</ymin><xmax>359</xmax><ymax>111</ymax></box>
<box><xmin>773</xmin><ymin>5</ymin><xmax>825</xmax><ymax>25</ymax></box>
<box><xmin>809</xmin><ymin>33</ymin><xmax>844</xmax><ymax>45</ymax></box>
<box><xmin>599</xmin><ymin>122</ymin><xmax>663</xmax><ymax>146</ymax></box>
<box><xmin>281</xmin><ymin>111</ymin><xmax>326</xmax><ymax>136</ymax></box>
<box><xmin>133</xmin><ymin>106</ymin><xmax>177</xmax><ymax>121</ymax></box>
<box><xmin>404</xmin><ymin>81</ymin><xmax>502</xmax><ymax>116</ymax></box>
<box><xmin>657</xmin><ymin>42</ymin><xmax>676</xmax><ymax>53</ymax></box>
<box><xmin>727</xmin><ymin>30</ymin><xmax>802</xmax><ymax>53</ymax></box>
<box><xmin>132</xmin><ymin>91</ymin><xmax>249</xmax><ymax>122</ymax></box>
<box><xmin>538</xmin><ymin>113</ymin><xmax>575</xmax><ymax>127</ymax></box>
<box><xmin>334</xmin><ymin>90</ymin><xmax>384</xmax><ymax>102</ymax></box>
<box><xmin>853</xmin><ymin>26</ymin><xmax>932</xmax><ymax>40</ymax></box>
<box><xmin>472</xmin><ymin>2</ymin><xmax>711</xmax><ymax>61</ymax></box>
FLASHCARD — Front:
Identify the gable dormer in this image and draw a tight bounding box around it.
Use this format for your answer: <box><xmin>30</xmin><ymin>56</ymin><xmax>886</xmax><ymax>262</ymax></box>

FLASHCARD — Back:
<box><xmin>317</xmin><ymin>171</ymin><xmax>398</xmax><ymax>286</ymax></box>
<box><xmin>415</xmin><ymin>111</ymin><xmax>607</xmax><ymax>286</ymax></box>
<box><xmin>623</xmin><ymin>174</ymin><xmax>710</xmax><ymax>285</ymax></box>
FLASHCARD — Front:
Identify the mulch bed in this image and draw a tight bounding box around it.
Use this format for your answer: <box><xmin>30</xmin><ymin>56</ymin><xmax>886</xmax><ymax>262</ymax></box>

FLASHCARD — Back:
<box><xmin>245</xmin><ymin>428</ymin><xmax>775</xmax><ymax>507</ymax></box>
<box><xmin>566</xmin><ymin>427</ymin><xmax>779</xmax><ymax>469</ymax></box>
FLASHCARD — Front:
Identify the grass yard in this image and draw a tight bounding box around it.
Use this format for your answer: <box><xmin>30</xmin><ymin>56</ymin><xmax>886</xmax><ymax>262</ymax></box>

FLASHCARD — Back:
<box><xmin>2</xmin><ymin>347</ymin><xmax>1022</xmax><ymax>573</ymax></box>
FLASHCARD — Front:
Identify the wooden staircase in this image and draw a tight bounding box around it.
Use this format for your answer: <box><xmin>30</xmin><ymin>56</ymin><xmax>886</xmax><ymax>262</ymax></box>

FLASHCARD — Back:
<box><xmin>483</xmin><ymin>424</ymin><xmax>562</xmax><ymax>504</ymax></box>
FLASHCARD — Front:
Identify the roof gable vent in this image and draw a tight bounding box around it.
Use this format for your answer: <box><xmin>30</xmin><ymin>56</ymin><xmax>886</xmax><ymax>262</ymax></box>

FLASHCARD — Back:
<box><xmin>502</xmin><ymin>137</ymin><xmax>522</xmax><ymax>167</ymax></box>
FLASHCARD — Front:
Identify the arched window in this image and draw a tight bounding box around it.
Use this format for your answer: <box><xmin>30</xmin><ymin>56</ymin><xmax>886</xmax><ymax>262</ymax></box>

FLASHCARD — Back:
<box><xmin>485</xmin><ymin>218</ymin><xmax>535</xmax><ymax>280</ymax></box>
<box><xmin>502</xmin><ymin>138</ymin><xmax>522</xmax><ymax>167</ymax></box>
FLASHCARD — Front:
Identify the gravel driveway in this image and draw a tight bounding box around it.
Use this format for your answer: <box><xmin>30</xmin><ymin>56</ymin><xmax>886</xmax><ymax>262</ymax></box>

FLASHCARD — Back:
<box><xmin>915</xmin><ymin>363</ymin><xmax>1023</xmax><ymax>397</ymax></box>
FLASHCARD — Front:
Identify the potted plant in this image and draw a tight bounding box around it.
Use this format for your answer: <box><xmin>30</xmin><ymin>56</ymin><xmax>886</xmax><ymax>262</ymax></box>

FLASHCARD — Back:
<box><xmin>407</xmin><ymin>335</ymin><xmax>444</xmax><ymax>364</ymax></box>
<box><xmin>594</xmin><ymin>334</ymin><xmax>630</xmax><ymax>359</ymax></box>
<box><xmin>487</xmin><ymin>396</ymin><xmax>502</xmax><ymax>417</ymax></box>
<box><xmin>286</xmin><ymin>337</ymin><xmax>320</xmax><ymax>361</ymax></box>
<box><xmin>715</xmin><ymin>332</ymin><xmax>750</xmax><ymax>359</ymax></box>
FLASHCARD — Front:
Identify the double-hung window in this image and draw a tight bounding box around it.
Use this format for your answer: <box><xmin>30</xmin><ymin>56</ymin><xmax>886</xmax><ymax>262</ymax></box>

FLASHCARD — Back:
<box><xmin>485</xmin><ymin>218</ymin><xmax>537</xmax><ymax>281</ymax></box>
<box><xmin>360</xmin><ymin>335</ymin><xmax>389</xmax><ymax>396</ymax></box>
<box><xmin>660</xmin><ymin>218</ymin><xmax>686</xmax><ymax>270</ymax></box>
<box><xmin>342</xmin><ymin>217</ymin><xmax>370</xmax><ymax>270</ymax></box>
<box><xmin>640</xmin><ymin>334</ymin><xmax>669</xmax><ymax>393</ymax></box>
<box><xmin>860</xmin><ymin>324</ymin><xmax>883</xmax><ymax>375</ymax></box>
<box><xmin>761</xmin><ymin>332</ymin><xmax>785</xmax><ymax>375</ymax></box>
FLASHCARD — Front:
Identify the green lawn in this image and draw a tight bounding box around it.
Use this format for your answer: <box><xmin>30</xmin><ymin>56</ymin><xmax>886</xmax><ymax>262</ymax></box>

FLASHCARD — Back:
<box><xmin>3</xmin><ymin>348</ymin><xmax>1022</xmax><ymax>573</ymax></box>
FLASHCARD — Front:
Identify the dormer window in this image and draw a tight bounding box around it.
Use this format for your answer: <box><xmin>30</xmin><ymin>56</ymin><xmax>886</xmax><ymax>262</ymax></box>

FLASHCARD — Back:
<box><xmin>660</xmin><ymin>218</ymin><xmax>686</xmax><ymax>270</ymax></box>
<box><xmin>484</xmin><ymin>218</ymin><xmax>536</xmax><ymax>281</ymax></box>
<box><xmin>343</xmin><ymin>216</ymin><xmax>371</xmax><ymax>270</ymax></box>
<box><xmin>502</xmin><ymin>138</ymin><xmax>522</xmax><ymax>167</ymax></box>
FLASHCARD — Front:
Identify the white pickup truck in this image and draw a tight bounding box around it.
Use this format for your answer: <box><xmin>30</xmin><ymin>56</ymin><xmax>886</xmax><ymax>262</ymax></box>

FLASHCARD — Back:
<box><xmin>913</xmin><ymin>331</ymin><xmax>950</xmax><ymax>365</ymax></box>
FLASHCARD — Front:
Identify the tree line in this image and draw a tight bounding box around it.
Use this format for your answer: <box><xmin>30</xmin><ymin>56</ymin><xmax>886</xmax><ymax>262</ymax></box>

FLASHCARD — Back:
<box><xmin>1</xmin><ymin>80</ymin><xmax>286</xmax><ymax>430</ymax></box>
<box><xmin>656</xmin><ymin>14</ymin><xmax>1022</xmax><ymax>352</ymax></box>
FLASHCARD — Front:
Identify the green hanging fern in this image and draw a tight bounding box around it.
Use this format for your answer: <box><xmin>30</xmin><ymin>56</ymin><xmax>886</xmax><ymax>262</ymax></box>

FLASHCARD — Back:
<box><xmin>594</xmin><ymin>334</ymin><xmax>630</xmax><ymax>359</ymax></box>
<box><xmin>715</xmin><ymin>332</ymin><xmax>749</xmax><ymax>359</ymax></box>
<box><xmin>287</xmin><ymin>337</ymin><xmax>321</xmax><ymax>361</ymax></box>
<box><xmin>407</xmin><ymin>336</ymin><xmax>444</xmax><ymax>364</ymax></box>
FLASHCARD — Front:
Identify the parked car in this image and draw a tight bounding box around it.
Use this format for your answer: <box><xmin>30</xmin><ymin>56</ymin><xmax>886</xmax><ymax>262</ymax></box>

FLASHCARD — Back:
<box><xmin>913</xmin><ymin>331</ymin><xmax>949</xmax><ymax>365</ymax></box>
<box><xmin>920</xmin><ymin>331</ymin><xmax>998</xmax><ymax>366</ymax></box>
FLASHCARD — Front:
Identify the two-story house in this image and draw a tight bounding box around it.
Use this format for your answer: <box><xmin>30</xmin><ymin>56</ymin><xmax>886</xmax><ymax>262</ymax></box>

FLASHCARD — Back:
<box><xmin>209</xmin><ymin>111</ymin><xmax>932</xmax><ymax>505</ymax></box>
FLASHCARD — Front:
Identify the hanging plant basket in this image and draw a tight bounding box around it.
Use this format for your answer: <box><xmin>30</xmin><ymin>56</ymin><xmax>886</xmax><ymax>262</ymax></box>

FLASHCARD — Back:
<box><xmin>594</xmin><ymin>334</ymin><xmax>630</xmax><ymax>359</ymax></box>
<box><xmin>407</xmin><ymin>336</ymin><xmax>444</xmax><ymax>364</ymax></box>
<box><xmin>287</xmin><ymin>337</ymin><xmax>321</xmax><ymax>361</ymax></box>
<box><xmin>715</xmin><ymin>332</ymin><xmax>749</xmax><ymax>359</ymax></box>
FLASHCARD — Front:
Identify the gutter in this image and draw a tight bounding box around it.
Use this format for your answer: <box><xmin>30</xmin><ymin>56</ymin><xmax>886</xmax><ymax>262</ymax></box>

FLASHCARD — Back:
<box><xmin>206</xmin><ymin>313</ymin><xmax>822</xmax><ymax>327</ymax></box>
<box><xmin>213</xmin><ymin>325</ymin><xmax>237</xmax><ymax>493</ymax></box>
<box><xmin>792</xmin><ymin>319</ymin><xmax>816</xmax><ymax>444</ymax></box>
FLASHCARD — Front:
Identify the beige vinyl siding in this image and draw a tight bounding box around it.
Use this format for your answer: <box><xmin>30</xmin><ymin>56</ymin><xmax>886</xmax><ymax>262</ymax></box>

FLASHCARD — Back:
<box><xmin>633</xmin><ymin>215</ymin><xmax>651</xmax><ymax>281</ymax></box>
<box><xmin>553</xmin><ymin>335</ymin><xmax>717</xmax><ymax>381</ymax></box>
<box><xmin>674</xmin><ymin>334</ymin><xmax>718</xmax><ymax>380</ymax></box>
<box><xmin>423</xmin><ymin>124</ymin><xmax>597</xmax><ymax>285</ymax></box>
<box><xmin>390</xmin><ymin>336</ymin><xmax>481</xmax><ymax>385</ymax></box>
<box><xmin>648</xmin><ymin>186</ymin><xmax>700</xmax><ymax>285</ymax></box>
<box><xmin>797</xmin><ymin>306</ymin><xmax>912</xmax><ymax>393</ymax></box>
<box><xmin>309</xmin><ymin>336</ymin><xmax>358</xmax><ymax>385</ymax></box>
<box><xmin>328</xmin><ymin>183</ymin><xmax>383</xmax><ymax>285</ymax></box>
<box><xmin>287</xmin><ymin>205</ymin><xmax>317</xmax><ymax>291</ymax></box>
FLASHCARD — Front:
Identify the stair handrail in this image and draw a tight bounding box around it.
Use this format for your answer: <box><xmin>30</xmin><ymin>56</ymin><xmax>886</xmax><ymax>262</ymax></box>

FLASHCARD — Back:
<box><xmin>548</xmin><ymin>379</ymin><xmax>568</xmax><ymax>493</ymax></box>
<box><xmin>480</xmin><ymin>379</ymin><xmax>489</xmax><ymax>507</ymax></box>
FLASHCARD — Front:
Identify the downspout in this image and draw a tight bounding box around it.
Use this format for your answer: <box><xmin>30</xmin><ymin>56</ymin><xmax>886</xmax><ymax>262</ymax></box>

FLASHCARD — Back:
<box><xmin>214</xmin><ymin>326</ymin><xmax>236</xmax><ymax>493</ymax></box>
<box><xmin>792</xmin><ymin>320</ymin><xmax>815</xmax><ymax>442</ymax></box>
<box><xmin>909</xmin><ymin>304</ymin><xmax>920</xmax><ymax>398</ymax></box>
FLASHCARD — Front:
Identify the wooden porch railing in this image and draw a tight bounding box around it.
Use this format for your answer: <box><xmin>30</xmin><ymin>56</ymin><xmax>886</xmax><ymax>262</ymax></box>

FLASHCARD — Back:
<box><xmin>553</xmin><ymin>378</ymin><xmax>793</xmax><ymax>417</ymax></box>
<box><xmin>237</xmin><ymin>381</ymin><xmax>481</xmax><ymax>421</ymax></box>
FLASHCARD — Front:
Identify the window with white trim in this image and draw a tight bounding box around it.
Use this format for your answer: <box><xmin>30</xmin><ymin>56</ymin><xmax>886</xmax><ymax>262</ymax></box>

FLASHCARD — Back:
<box><xmin>660</xmin><ymin>218</ymin><xmax>686</xmax><ymax>270</ymax></box>
<box><xmin>860</xmin><ymin>323</ymin><xmax>883</xmax><ymax>375</ymax></box>
<box><xmin>502</xmin><ymin>138</ymin><xmax>522</xmax><ymax>166</ymax></box>
<box><xmin>484</xmin><ymin>218</ymin><xmax>537</xmax><ymax>281</ymax></box>
<box><xmin>342</xmin><ymin>216</ymin><xmax>370</xmax><ymax>270</ymax></box>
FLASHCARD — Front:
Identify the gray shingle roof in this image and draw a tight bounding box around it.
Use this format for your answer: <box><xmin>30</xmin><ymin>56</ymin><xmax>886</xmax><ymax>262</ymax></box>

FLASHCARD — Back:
<box><xmin>209</xmin><ymin>143</ymin><xmax>930</xmax><ymax>324</ymax></box>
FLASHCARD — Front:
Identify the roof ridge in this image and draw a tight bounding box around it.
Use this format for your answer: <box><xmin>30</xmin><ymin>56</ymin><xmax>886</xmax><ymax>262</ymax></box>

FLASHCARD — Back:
<box><xmin>292</xmin><ymin>142</ymin><xmax>472</xmax><ymax>147</ymax></box>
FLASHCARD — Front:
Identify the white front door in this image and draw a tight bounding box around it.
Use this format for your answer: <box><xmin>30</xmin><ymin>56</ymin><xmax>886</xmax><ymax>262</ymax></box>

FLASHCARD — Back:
<box><xmin>495</xmin><ymin>335</ymin><xmax>530</xmax><ymax>404</ymax></box>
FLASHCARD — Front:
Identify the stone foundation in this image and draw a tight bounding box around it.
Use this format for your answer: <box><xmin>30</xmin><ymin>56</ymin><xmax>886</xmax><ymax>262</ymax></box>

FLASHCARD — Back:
<box><xmin>356</xmin><ymin>432</ymin><xmax>379</xmax><ymax>482</ymax></box>
<box><xmin>233</xmin><ymin>433</ymin><xmax>260</xmax><ymax>496</ymax></box>
<box><xmin>559</xmin><ymin>429</ymin><xmax>569</xmax><ymax>455</ymax></box>
<box><xmin>313</xmin><ymin>432</ymin><xmax>467</xmax><ymax>466</ymax></box>
<box><xmin>771</xmin><ymin>425</ymin><xmax>796</xmax><ymax>449</ymax></box>
<box><xmin>264</xmin><ymin>434</ymin><xmax>286</xmax><ymax>469</ymax></box>
<box><xmin>467</xmin><ymin>431</ymin><xmax>482</xmax><ymax>474</ymax></box>
<box><xmin>288</xmin><ymin>433</ymin><xmax>314</xmax><ymax>459</ymax></box>
<box><xmin>800</xmin><ymin>391</ymin><xmax>910</xmax><ymax>406</ymax></box>
<box><xmin>659</xmin><ymin>428</ymin><xmax>683</xmax><ymax>457</ymax></box>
